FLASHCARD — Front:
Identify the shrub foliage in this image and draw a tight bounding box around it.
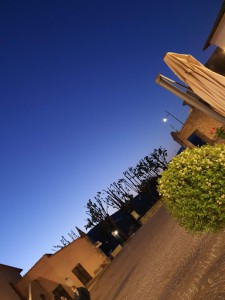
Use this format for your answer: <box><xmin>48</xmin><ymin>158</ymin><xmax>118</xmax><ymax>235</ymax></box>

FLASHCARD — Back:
<box><xmin>158</xmin><ymin>144</ymin><xmax>225</xmax><ymax>232</ymax></box>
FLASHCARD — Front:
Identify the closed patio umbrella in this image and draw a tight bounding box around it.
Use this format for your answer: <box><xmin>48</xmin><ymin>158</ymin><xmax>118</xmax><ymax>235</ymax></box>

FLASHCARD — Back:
<box><xmin>164</xmin><ymin>52</ymin><xmax>225</xmax><ymax>118</ymax></box>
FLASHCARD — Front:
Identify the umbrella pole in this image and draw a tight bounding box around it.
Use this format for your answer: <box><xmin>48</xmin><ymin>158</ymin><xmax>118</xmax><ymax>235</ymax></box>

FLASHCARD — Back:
<box><xmin>28</xmin><ymin>282</ymin><xmax>32</xmax><ymax>300</ymax></box>
<box><xmin>155</xmin><ymin>74</ymin><xmax>225</xmax><ymax>125</ymax></box>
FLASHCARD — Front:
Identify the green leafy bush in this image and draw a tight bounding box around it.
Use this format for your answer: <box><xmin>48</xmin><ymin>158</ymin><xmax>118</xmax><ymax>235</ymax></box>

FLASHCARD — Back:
<box><xmin>158</xmin><ymin>144</ymin><xmax>225</xmax><ymax>233</ymax></box>
<box><xmin>215</xmin><ymin>127</ymin><xmax>225</xmax><ymax>140</ymax></box>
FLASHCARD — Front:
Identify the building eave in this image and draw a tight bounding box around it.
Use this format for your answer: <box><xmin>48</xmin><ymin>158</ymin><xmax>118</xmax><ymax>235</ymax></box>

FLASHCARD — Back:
<box><xmin>203</xmin><ymin>1</ymin><xmax>225</xmax><ymax>50</ymax></box>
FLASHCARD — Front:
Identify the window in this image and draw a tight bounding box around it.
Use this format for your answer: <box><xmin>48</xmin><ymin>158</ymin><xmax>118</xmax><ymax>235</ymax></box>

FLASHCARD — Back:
<box><xmin>130</xmin><ymin>210</ymin><xmax>140</xmax><ymax>220</ymax></box>
<box><xmin>72</xmin><ymin>263</ymin><xmax>93</xmax><ymax>286</ymax></box>
<box><xmin>52</xmin><ymin>284</ymin><xmax>72</xmax><ymax>300</ymax></box>
<box><xmin>187</xmin><ymin>133</ymin><xmax>206</xmax><ymax>147</ymax></box>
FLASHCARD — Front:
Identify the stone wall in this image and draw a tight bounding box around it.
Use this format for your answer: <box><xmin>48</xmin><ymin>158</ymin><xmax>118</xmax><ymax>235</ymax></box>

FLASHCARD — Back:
<box><xmin>171</xmin><ymin>108</ymin><xmax>223</xmax><ymax>148</ymax></box>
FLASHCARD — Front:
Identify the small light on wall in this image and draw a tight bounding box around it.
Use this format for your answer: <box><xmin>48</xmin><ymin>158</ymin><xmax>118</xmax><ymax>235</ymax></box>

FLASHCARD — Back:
<box><xmin>65</xmin><ymin>277</ymin><xmax>74</xmax><ymax>287</ymax></box>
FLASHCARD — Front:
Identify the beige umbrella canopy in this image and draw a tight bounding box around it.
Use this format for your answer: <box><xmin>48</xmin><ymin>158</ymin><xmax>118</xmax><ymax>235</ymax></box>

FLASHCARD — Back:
<box><xmin>164</xmin><ymin>52</ymin><xmax>225</xmax><ymax>117</ymax></box>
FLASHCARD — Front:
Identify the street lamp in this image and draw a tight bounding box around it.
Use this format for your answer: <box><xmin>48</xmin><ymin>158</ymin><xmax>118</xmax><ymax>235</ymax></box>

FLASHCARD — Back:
<box><xmin>163</xmin><ymin>110</ymin><xmax>184</xmax><ymax>125</ymax></box>
<box><xmin>112</xmin><ymin>230</ymin><xmax>124</xmax><ymax>244</ymax></box>
<box><xmin>112</xmin><ymin>230</ymin><xmax>119</xmax><ymax>236</ymax></box>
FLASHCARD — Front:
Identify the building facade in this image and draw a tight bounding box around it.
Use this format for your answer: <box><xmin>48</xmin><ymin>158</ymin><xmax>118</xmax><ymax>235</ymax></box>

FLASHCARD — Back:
<box><xmin>15</xmin><ymin>236</ymin><xmax>109</xmax><ymax>300</ymax></box>
<box><xmin>171</xmin><ymin>108</ymin><xmax>223</xmax><ymax>149</ymax></box>
<box><xmin>0</xmin><ymin>264</ymin><xmax>22</xmax><ymax>300</ymax></box>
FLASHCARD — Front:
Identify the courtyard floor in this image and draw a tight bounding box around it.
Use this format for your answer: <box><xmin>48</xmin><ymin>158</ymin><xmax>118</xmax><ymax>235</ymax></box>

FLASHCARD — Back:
<box><xmin>89</xmin><ymin>206</ymin><xmax>225</xmax><ymax>300</ymax></box>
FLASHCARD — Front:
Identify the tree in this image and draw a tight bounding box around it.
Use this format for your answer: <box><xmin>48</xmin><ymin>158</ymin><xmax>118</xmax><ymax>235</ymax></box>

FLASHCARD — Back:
<box><xmin>123</xmin><ymin>147</ymin><xmax>168</xmax><ymax>192</ymax></box>
<box><xmin>85</xmin><ymin>195</ymin><xmax>129</xmax><ymax>240</ymax></box>
<box><xmin>138</xmin><ymin>176</ymin><xmax>159</xmax><ymax>202</ymax></box>
<box><xmin>150</xmin><ymin>146</ymin><xmax>168</xmax><ymax>171</ymax></box>
<box><xmin>83</xmin><ymin>146</ymin><xmax>168</xmax><ymax>239</ymax></box>
<box><xmin>52</xmin><ymin>230</ymin><xmax>79</xmax><ymax>251</ymax></box>
<box><xmin>85</xmin><ymin>194</ymin><xmax>110</xmax><ymax>230</ymax></box>
<box><xmin>103</xmin><ymin>180</ymin><xmax>134</xmax><ymax>211</ymax></box>
<box><xmin>103</xmin><ymin>180</ymin><xmax>142</xmax><ymax>229</ymax></box>
<box><xmin>136</xmin><ymin>157</ymin><xmax>158</xmax><ymax>180</ymax></box>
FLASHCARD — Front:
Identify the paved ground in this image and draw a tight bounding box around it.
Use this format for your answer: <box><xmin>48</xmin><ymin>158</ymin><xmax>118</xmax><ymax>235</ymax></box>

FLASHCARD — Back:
<box><xmin>90</xmin><ymin>206</ymin><xmax>225</xmax><ymax>300</ymax></box>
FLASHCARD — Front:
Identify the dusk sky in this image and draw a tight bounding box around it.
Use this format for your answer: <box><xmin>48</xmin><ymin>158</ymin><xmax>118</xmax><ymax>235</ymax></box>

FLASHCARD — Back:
<box><xmin>1</xmin><ymin>1</ymin><xmax>221</xmax><ymax>274</ymax></box>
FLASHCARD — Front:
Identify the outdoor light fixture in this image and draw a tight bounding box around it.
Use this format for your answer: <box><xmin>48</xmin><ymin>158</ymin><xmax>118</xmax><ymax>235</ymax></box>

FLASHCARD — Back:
<box><xmin>155</xmin><ymin>74</ymin><xmax>225</xmax><ymax>125</ymax></box>
<box><xmin>112</xmin><ymin>230</ymin><xmax>119</xmax><ymax>237</ymax></box>
<box><xmin>163</xmin><ymin>110</ymin><xmax>184</xmax><ymax>125</ymax></box>
<box><xmin>65</xmin><ymin>277</ymin><xmax>74</xmax><ymax>286</ymax></box>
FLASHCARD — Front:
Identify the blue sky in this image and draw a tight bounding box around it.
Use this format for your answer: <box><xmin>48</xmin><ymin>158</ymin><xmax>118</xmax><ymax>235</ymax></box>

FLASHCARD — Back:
<box><xmin>0</xmin><ymin>0</ymin><xmax>221</xmax><ymax>274</ymax></box>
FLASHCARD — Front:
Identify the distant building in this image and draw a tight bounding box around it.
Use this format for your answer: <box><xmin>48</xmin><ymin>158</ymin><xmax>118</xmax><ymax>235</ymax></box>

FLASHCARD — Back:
<box><xmin>15</xmin><ymin>235</ymin><xmax>109</xmax><ymax>300</ymax></box>
<box><xmin>87</xmin><ymin>191</ymin><xmax>157</xmax><ymax>257</ymax></box>
<box><xmin>0</xmin><ymin>263</ymin><xmax>22</xmax><ymax>300</ymax></box>
<box><xmin>1</xmin><ymin>187</ymin><xmax>158</xmax><ymax>300</ymax></box>
<box><xmin>87</xmin><ymin>209</ymin><xmax>141</xmax><ymax>257</ymax></box>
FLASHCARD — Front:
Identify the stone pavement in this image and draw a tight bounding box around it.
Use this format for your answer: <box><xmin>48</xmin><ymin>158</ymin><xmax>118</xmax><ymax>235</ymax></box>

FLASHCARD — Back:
<box><xmin>90</xmin><ymin>206</ymin><xmax>225</xmax><ymax>300</ymax></box>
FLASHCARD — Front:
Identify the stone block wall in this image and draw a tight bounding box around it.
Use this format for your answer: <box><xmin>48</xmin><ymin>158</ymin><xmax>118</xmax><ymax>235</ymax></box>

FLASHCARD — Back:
<box><xmin>171</xmin><ymin>108</ymin><xmax>223</xmax><ymax>149</ymax></box>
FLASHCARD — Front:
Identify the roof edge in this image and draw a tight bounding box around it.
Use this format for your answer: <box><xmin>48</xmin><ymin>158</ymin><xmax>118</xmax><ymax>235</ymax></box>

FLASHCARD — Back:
<box><xmin>203</xmin><ymin>1</ymin><xmax>225</xmax><ymax>50</ymax></box>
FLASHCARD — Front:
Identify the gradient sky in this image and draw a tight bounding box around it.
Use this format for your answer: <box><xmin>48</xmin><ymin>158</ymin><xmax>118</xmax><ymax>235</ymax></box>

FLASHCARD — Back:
<box><xmin>0</xmin><ymin>0</ymin><xmax>221</xmax><ymax>274</ymax></box>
